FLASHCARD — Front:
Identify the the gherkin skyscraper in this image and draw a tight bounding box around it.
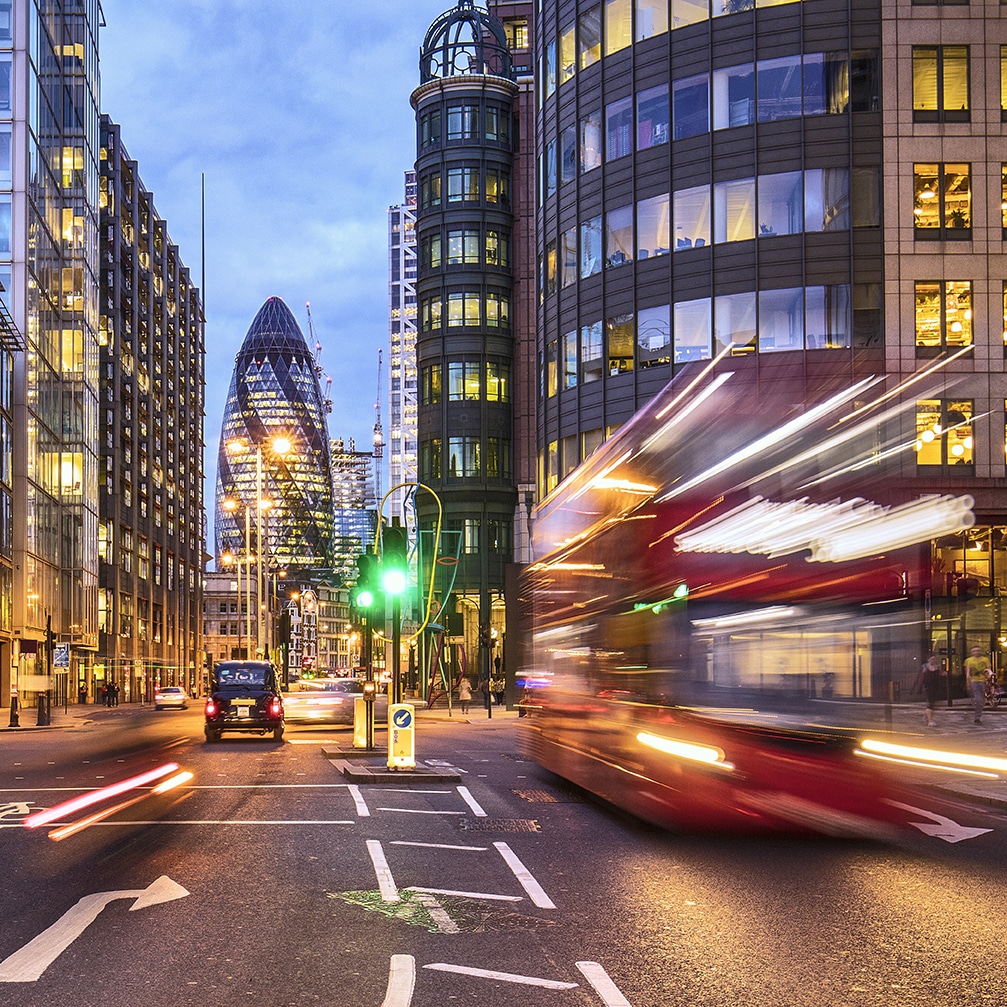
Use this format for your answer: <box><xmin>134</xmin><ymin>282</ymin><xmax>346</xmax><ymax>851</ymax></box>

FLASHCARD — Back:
<box><xmin>215</xmin><ymin>297</ymin><xmax>334</xmax><ymax>580</ymax></box>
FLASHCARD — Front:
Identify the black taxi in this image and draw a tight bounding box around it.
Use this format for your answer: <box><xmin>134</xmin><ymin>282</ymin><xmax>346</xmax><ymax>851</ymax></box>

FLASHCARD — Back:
<box><xmin>204</xmin><ymin>660</ymin><xmax>284</xmax><ymax>742</ymax></box>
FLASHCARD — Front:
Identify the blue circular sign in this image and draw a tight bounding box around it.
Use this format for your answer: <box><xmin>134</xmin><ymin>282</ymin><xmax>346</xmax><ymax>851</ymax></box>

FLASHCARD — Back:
<box><xmin>393</xmin><ymin>708</ymin><xmax>413</xmax><ymax>729</ymax></box>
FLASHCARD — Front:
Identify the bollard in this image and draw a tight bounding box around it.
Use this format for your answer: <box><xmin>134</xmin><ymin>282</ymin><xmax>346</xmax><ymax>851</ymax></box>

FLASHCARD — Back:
<box><xmin>8</xmin><ymin>696</ymin><xmax>19</xmax><ymax>728</ymax></box>
<box><xmin>36</xmin><ymin>691</ymin><xmax>50</xmax><ymax>726</ymax></box>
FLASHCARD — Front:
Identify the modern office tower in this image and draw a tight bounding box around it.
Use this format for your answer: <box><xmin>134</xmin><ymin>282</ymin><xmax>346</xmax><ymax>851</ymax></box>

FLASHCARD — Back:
<box><xmin>534</xmin><ymin>3</ymin><xmax>1007</xmax><ymax>674</ymax></box>
<box><xmin>387</xmin><ymin>170</ymin><xmax>418</xmax><ymax>530</ymax></box>
<box><xmin>215</xmin><ymin>297</ymin><xmax>334</xmax><ymax>613</ymax></box>
<box><xmin>413</xmin><ymin>1</ymin><xmax>535</xmax><ymax>679</ymax></box>
<box><xmin>98</xmin><ymin>118</ymin><xmax>206</xmax><ymax>701</ymax></box>
<box><xmin>6</xmin><ymin>2</ymin><xmax>102</xmax><ymax>712</ymax></box>
<box><xmin>331</xmin><ymin>436</ymin><xmax>378</xmax><ymax>586</ymax></box>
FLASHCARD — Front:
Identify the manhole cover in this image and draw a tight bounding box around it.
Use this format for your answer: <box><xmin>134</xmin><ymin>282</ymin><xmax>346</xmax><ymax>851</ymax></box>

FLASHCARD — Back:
<box><xmin>512</xmin><ymin>788</ymin><xmax>583</xmax><ymax>803</ymax></box>
<box><xmin>458</xmin><ymin>818</ymin><xmax>541</xmax><ymax>832</ymax></box>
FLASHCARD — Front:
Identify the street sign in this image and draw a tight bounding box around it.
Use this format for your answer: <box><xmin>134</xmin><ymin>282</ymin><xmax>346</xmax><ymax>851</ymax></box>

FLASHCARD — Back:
<box><xmin>53</xmin><ymin>644</ymin><xmax>70</xmax><ymax>668</ymax></box>
<box><xmin>387</xmin><ymin>703</ymin><xmax>415</xmax><ymax>770</ymax></box>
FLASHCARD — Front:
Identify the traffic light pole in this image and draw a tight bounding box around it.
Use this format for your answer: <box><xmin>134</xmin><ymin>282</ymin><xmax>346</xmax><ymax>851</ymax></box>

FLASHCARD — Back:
<box><xmin>361</xmin><ymin>612</ymin><xmax>375</xmax><ymax>750</ymax></box>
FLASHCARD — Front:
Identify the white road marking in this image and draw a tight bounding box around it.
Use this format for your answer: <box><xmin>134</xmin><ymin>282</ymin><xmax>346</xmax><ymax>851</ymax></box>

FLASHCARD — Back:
<box><xmin>8</xmin><ymin>819</ymin><xmax>356</xmax><ymax>827</ymax></box>
<box><xmin>381</xmin><ymin>954</ymin><xmax>415</xmax><ymax>1007</ymax></box>
<box><xmin>391</xmin><ymin>841</ymin><xmax>488</xmax><ymax>851</ymax></box>
<box><xmin>456</xmin><ymin>786</ymin><xmax>487</xmax><ymax>817</ymax></box>
<box><xmin>494</xmin><ymin>842</ymin><xmax>556</xmax><ymax>909</ymax></box>
<box><xmin>576</xmin><ymin>961</ymin><xmax>634</xmax><ymax>1006</ymax></box>
<box><xmin>413</xmin><ymin>892</ymin><xmax>461</xmax><ymax>934</ymax></box>
<box><xmin>407</xmin><ymin>887</ymin><xmax>523</xmax><ymax>902</ymax></box>
<box><xmin>376</xmin><ymin>808</ymin><xmax>466</xmax><ymax>815</ymax></box>
<box><xmin>347</xmin><ymin>785</ymin><xmax>370</xmax><ymax>817</ymax></box>
<box><xmin>367</xmin><ymin>839</ymin><xmax>400</xmax><ymax>903</ymax></box>
<box><xmin>887</xmin><ymin>800</ymin><xmax>994</xmax><ymax>843</ymax></box>
<box><xmin>422</xmin><ymin>963</ymin><xmax>578</xmax><ymax>990</ymax></box>
<box><xmin>371</xmin><ymin>789</ymin><xmax>451</xmax><ymax>794</ymax></box>
<box><xmin>0</xmin><ymin>876</ymin><xmax>189</xmax><ymax>983</ymax></box>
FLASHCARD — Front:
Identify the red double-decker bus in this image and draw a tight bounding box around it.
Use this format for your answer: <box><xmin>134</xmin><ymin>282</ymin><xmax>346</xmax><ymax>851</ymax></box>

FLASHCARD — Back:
<box><xmin>519</xmin><ymin>359</ymin><xmax>978</xmax><ymax>835</ymax></box>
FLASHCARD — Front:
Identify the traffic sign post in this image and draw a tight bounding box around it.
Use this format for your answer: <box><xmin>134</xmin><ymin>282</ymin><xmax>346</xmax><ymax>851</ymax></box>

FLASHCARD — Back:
<box><xmin>386</xmin><ymin>703</ymin><xmax>415</xmax><ymax>770</ymax></box>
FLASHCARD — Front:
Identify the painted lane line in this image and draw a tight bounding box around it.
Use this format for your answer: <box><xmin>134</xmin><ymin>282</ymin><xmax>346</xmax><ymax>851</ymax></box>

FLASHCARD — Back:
<box><xmin>376</xmin><ymin>808</ymin><xmax>466</xmax><ymax>815</ymax></box>
<box><xmin>493</xmin><ymin>841</ymin><xmax>556</xmax><ymax>909</ymax></box>
<box><xmin>406</xmin><ymin>887</ymin><xmax>523</xmax><ymax>902</ymax></box>
<box><xmin>391</xmin><ymin>841</ymin><xmax>488</xmax><ymax>851</ymax></box>
<box><xmin>576</xmin><ymin>961</ymin><xmax>634</xmax><ymax>1006</ymax></box>
<box><xmin>413</xmin><ymin>892</ymin><xmax>460</xmax><ymax>934</ymax></box>
<box><xmin>0</xmin><ymin>876</ymin><xmax>189</xmax><ymax>983</ymax></box>
<box><xmin>372</xmin><ymin>788</ymin><xmax>451</xmax><ymax>794</ymax></box>
<box><xmin>347</xmin><ymin>785</ymin><xmax>370</xmax><ymax>817</ymax></box>
<box><xmin>380</xmin><ymin>954</ymin><xmax>415</xmax><ymax>1007</ymax></box>
<box><xmin>367</xmin><ymin>840</ymin><xmax>400</xmax><ymax>903</ymax></box>
<box><xmin>456</xmin><ymin>786</ymin><xmax>487</xmax><ymax>817</ymax></box>
<box><xmin>7</xmin><ymin>819</ymin><xmax>356</xmax><ymax>827</ymax></box>
<box><xmin>422</xmin><ymin>964</ymin><xmax>578</xmax><ymax>990</ymax></box>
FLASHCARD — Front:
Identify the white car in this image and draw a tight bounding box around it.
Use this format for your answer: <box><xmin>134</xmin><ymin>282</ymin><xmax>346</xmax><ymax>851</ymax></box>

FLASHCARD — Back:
<box><xmin>281</xmin><ymin>679</ymin><xmax>388</xmax><ymax>724</ymax></box>
<box><xmin>154</xmin><ymin>686</ymin><xmax>189</xmax><ymax>711</ymax></box>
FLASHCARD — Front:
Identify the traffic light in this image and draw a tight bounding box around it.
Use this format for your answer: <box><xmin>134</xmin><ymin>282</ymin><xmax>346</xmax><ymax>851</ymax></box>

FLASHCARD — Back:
<box><xmin>381</xmin><ymin>521</ymin><xmax>409</xmax><ymax>596</ymax></box>
<box><xmin>478</xmin><ymin>622</ymin><xmax>491</xmax><ymax>649</ymax></box>
<box><xmin>353</xmin><ymin>550</ymin><xmax>379</xmax><ymax>610</ymax></box>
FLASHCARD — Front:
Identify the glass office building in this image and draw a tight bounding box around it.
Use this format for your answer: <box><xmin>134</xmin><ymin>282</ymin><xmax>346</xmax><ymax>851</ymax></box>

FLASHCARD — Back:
<box><xmin>215</xmin><ymin>297</ymin><xmax>334</xmax><ymax>583</ymax></box>
<box><xmin>534</xmin><ymin>0</ymin><xmax>1007</xmax><ymax>683</ymax></box>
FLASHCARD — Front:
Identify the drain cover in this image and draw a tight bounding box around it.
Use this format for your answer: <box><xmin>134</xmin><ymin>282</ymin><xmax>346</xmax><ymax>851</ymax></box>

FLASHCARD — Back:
<box><xmin>512</xmin><ymin>788</ymin><xmax>583</xmax><ymax>803</ymax></box>
<box><xmin>458</xmin><ymin>818</ymin><xmax>541</xmax><ymax>832</ymax></box>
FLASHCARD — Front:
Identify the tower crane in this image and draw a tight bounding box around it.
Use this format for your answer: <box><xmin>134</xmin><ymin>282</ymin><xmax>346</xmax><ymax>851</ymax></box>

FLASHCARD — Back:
<box><xmin>305</xmin><ymin>302</ymin><xmax>332</xmax><ymax>413</ymax></box>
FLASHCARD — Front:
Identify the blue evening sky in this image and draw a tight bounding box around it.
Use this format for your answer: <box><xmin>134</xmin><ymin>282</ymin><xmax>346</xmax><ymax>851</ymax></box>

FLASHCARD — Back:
<box><xmin>98</xmin><ymin>1</ymin><xmax>446</xmax><ymax>551</ymax></box>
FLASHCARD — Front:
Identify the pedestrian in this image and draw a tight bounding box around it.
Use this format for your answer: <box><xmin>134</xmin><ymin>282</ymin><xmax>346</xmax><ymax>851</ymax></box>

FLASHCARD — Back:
<box><xmin>112</xmin><ymin>682</ymin><xmax>120</xmax><ymax>707</ymax></box>
<box><xmin>518</xmin><ymin>687</ymin><xmax>532</xmax><ymax>717</ymax></box>
<box><xmin>916</xmin><ymin>654</ymin><xmax>944</xmax><ymax>727</ymax></box>
<box><xmin>457</xmin><ymin>675</ymin><xmax>472</xmax><ymax>714</ymax></box>
<box><xmin>99</xmin><ymin>682</ymin><xmax>107</xmax><ymax>706</ymax></box>
<box><xmin>490</xmin><ymin>675</ymin><xmax>505</xmax><ymax>707</ymax></box>
<box><xmin>78</xmin><ymin>682</ymin><xmax>87</xmax><ymax>705</ymax></box>
<box><xmin>964</xmin><ymin>646</ymin><xmax>991</xmax><ymax>724</ymax></box>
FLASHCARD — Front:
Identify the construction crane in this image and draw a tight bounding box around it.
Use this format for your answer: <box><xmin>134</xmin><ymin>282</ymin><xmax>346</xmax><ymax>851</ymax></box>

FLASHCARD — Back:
<box><xmin>373</xmin><ymin>349</ymin><xmax>384</xmax><ymax>503</ymax></box>
<box><xmin>305</xmin><ymin>302</ymin><xmax>332</xmax><ymax>413</ymax></box>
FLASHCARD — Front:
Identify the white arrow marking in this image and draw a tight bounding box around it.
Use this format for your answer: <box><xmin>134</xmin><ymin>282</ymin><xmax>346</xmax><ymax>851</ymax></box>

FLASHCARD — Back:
<box><xmin>423</xmin><ymin>963</ymin><xmax>578</xmax><ymax>990</ymax></box>
<box><xmin>0</xmin><ymin>876</ymin><xmax>189</xmax><ymax>982</ymax></box>
<box><xmin>577</xmin><ymin>961</ymin><xmax>635</xmax><ymax>1006</ymax></box>
<box><xmin>887</xmin><ymin>801</ymin><xmax>994</xmax><ymax>843</ymax></box>
<box><xmin>381</xmin><ymin>954</ymin><xmax>415</xmax><ymax>1007</ymax></box>
<box><xmin>494</xmin><ymin>841</ymin><xmax>556</xmax><ymax>908</ymax></box>
<box><xmin>0</xmin><ymin>803</ymin><xmax>32</xmax><ymax>820</ymax></box>
<box><xmin>367</xmin><ymin>839</ymin><xmax>400</xmax><ymax>903</ymax></box>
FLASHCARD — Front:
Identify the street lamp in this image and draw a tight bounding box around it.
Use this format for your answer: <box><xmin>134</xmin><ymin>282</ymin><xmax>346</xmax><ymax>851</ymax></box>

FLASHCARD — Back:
<box><xmin>225</xmin><ymin>435</ymin><xmax>292</xmax><ymax>658</ymax></box>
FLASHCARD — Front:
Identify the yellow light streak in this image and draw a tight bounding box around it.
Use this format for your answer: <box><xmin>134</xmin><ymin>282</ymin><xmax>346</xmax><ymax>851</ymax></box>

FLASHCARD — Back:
<box><xmin>637</xmin><ymin>731</ymin><xmax>735</xmax><ymax>771</ymax></box>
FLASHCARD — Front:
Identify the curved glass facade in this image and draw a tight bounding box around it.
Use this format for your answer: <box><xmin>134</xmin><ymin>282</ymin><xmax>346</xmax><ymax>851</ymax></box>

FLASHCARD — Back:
<box><xmin>535</xmin><ymin>0</ymin><xmax>884</xmax><ymax>496</ymax></box>
<box><xmin>214</xmin><ymin>297</ymin><xmax>334</xmax><ymax>577</ymax></box>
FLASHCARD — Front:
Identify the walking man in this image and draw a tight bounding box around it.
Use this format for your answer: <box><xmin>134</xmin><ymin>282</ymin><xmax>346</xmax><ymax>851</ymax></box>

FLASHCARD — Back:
<box><xmin>964</xmin><ymin>646</ymin><xmax>992</xmax><ymax>724</ymax></box>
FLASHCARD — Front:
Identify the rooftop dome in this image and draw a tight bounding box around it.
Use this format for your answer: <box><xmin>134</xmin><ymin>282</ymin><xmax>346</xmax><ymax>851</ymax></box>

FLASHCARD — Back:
<box><xmin>420</xmin><ymin>0</ymin><xmax>514</xmax><ymax>84</ymax></box>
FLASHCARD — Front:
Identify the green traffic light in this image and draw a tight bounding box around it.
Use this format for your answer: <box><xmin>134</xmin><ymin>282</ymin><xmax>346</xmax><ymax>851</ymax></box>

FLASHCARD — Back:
<box><xmin>381</xmin><ymin>568</ymin><xmax>408</xmax><ymax>595</ymax></box>
<box><xmin>355</xmin><ymin>587</ymin><xmax>375</xmax><ymax>608</ymax></box>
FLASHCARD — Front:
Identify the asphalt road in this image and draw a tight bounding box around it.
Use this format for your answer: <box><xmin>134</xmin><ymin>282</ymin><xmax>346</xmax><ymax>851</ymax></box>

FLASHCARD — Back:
<box><xmin>2</xmin><ymin>706</ymin><xmax>1007</xmax><ymax>1006</ymax></box>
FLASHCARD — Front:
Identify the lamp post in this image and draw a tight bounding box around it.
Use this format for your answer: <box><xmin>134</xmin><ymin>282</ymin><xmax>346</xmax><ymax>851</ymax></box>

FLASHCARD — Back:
<box><xmin>226</xmin><ymin>435</ymin><xmax>292</xmax><ymax>660</ymax></box>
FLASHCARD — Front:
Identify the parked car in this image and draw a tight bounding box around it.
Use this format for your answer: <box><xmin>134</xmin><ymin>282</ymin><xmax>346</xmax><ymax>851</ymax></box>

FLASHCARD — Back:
<box><xmin>281</xmin><ymin>678</ymin><xmax>388</xmax><ymax>725</ymax></box>
<box><xmin>204</xmin><ymin>660</ymin><xmax>284</xmax><ymax>742</ymax></box>
<box><xmin>154</xmin><ymin>686</ymin><xmax>188</xmax><ymax>711</ymax></box>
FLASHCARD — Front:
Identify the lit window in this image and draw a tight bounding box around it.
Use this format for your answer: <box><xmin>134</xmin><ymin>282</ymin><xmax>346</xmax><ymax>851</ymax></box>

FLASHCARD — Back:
<box><xmin>913</xmin><ymin>46</ymin><xmax>970</xmax><ymax>123</ymax></box>
<box><xmin>915</xmin><ymin>280</ymin><xmax>973</xmax><ymax>354</ymax></box>
<box><xmin>914</xmin><ymin>164</ymin><xmax>971</xmax><ymax>239</ymax></box>
<box><xmin>916</xmin><ymin>400</ymin><xmax>973</xmax><ymax>467</ymax></box>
